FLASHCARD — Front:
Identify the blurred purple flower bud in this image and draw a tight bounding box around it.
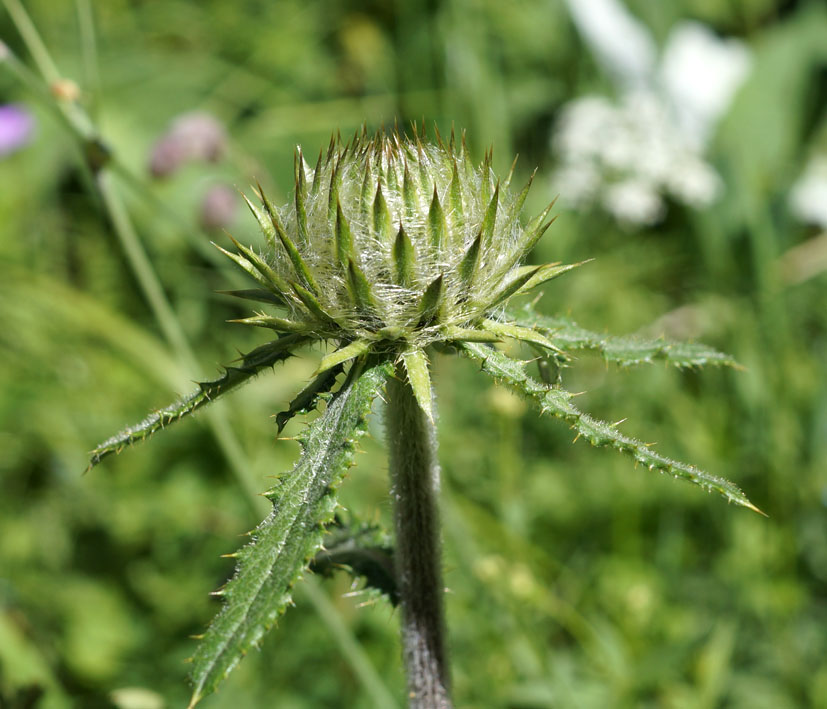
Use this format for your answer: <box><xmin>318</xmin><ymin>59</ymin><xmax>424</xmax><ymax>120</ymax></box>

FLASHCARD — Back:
<box><xmin>0</xmin><ymin>104</ymin><xmax>35</xmax><ymax>158</ymax></box>
<box><xmin>148</xmin><ymin>111</ymin><xmax>227</xmax><ymax>178</ymax></box>
<box><xmin>148</xmin><ymin>135</ymin><xmax>188</xmax><ymax>177</ymax></box>
<box><xmin>200</xmin><ymin>184</ymin><xmax>237</xmax><ymax>231</ymax></box>
<box><xmin>170</xmin><ymin>112</ymin><xmax>226</xmax><ymax>163</ymax></box>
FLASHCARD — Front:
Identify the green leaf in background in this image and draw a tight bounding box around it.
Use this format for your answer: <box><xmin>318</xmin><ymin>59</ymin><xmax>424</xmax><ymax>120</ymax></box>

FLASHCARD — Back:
<box><xmin>188</xmin><ymin>358</ymin><xmax>392</xmax><ymax>707</ymax></box>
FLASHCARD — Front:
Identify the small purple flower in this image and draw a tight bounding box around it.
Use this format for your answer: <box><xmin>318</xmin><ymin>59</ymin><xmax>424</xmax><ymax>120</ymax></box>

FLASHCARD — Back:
<box><xmin>0</xmin><ymin>104</ymin><xmax>35</xmax><ymax>157</ymax></box>
<box><xmin>148</xmin><ymin>112</ymin><xmax>227</xmax><ymax>178</ymax></box>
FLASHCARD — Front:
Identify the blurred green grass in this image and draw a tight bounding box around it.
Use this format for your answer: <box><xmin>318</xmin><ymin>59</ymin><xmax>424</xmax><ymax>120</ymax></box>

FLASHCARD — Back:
<box><xmin>1</xmin><ymin>0</ymin><xmax>826</xmax><ymax>707</ymax></box>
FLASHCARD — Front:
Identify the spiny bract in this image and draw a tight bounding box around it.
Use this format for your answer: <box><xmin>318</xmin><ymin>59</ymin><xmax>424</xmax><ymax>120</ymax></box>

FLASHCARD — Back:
<box><xmin>222</xmin><ymin>126</ymin><xmax>574</xmax><ymax>413</ymax></box>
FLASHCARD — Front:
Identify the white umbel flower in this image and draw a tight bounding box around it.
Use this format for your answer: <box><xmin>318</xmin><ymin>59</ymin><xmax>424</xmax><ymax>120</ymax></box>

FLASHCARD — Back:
<box><xmin>554</xmin><ymin>0</ymin><xmax>751</xmax><ymax>226</ymax></box>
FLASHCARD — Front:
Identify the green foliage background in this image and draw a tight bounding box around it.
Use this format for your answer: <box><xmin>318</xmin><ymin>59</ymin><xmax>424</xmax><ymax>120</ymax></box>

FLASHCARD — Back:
<box><xmin>1</xmin><ymin>0</ymin><xmax>825</xmax><ymax>707</ymax></box>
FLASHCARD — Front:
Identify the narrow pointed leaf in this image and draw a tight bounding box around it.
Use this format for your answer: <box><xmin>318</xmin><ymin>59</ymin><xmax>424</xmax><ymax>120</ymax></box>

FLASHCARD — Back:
<box><xmin>294</xmin><ymin>149</ymin><xmax>309</xmax><ymax>242</ymax></box>
<box><xmin>502</xmin><ymin>168</ymin><xmax>536</xmax><ymax>232</ymax></box>
<box><xmin>269</xmin><ymin>211</ymin><xmax>320</xmax><ymax>295</ymax></box>
<box><xmin>393</xmin><ymin>225</ymin><xmax>415</xmax><ymax>287</ymax></box>
<box><xmin>241</xmin><ymin>193</ymin><xmax>276</xmax><ymax>246</ymax></box>
<box><xmin>213</xmin><ymin>243</ymin><xmax>283</xmax><ymax>296</ymax></box>
<box><xmin>402</xmin><ymin>164</ymin><xmax>417</xmax><ymax>221</ymax></box>
<box><xmin>402</xmin><ymin>349</ymin><xmax>433</xmax><ymax>423</ymax></box>
<box><xmin>483</xmin><ymin>264</ymin><xmax>544</xmax><ymax>308</ymax></box>
<box><xmin>275</xmin><ymin>365</ymin><xmax>343</xmax><ymax>432</ymax></box>
<box><xmin>448</xmin><ymin>160</ymin><xmax>464</xmax><ymax>234</ymax></box>
<box><xmin>373</xmin><ymin>184</ymin><xmax>393</xmax><ymax>245</ymax></box>
<box><xmin>512</xmin><ymin>303</ymin><xmax>742</xmax><ymax>369</ymax></box>
<box><xmin>317</xmin><ymin>338</ymin><xmax>373</xmax><ymax>374</ymax></box>
<box><xmin>460</xmin><ymin>343</ymin><xmax>762</xmax><ymax>513</ymax></box>
<box><xmin>230</xmin><ymin>313</ymin><xmax>311</xmax><ymax>334</ymax></box>
<box><xmin>254</xmin><ymin>182</ymin><xmax>281</xmax><ymax>252</ymax></box>
<box><xmin>216</xmin><ymin>289</ymin><xmax>285</xmax><ymax>307</ymax></box>
<box><xmin>188</xmin><ymin>360</ymin><xmax>393</xmax><ymax>707</ymax></box>
<box><xmin>481</xmin><ymin>319</ymin><xmax>562</xmax><ymax>354</ymax></box>
<box><xmin>510</xmin><ymin>261</ymin><xmax>584</xmax><ymax>298</ymax></box>
<box><xmin>459</xmin><ymin>233</ymin><xmax>482</xmax><ymax>286</ymax></box>
<box><xmin>442</xmin><ymin>326</ymin><xmax>501</xmax><ymax>343</ymax></box>
<box><xmin>88</xmin><ymin>336</ymin><xmax>307</xmax><ymax>469</ymax></box>
<box><xmin>310</xmin><ymin>148</ymin><xmax>324</xmax><ymax>197</ymax></box>
<box><xmin>417</xmin><ymin>273</ymin><xmax>444</xmax><ymax>325</ymax></box>
<box><xmin>502</xmin><ymin>154</ymin><xmax>519</xmax><ymax>190</ymax></box>
<box><xmin>427</xmin><ymin>187</ymin><xmax>447</xmax><ymax>251</ymax></box>
<box><xmin>327</xmin><ymin>159</ymin><xmax>342</xmax><ymax>226</ymax></box>
<box><xmin>480</xmin><ymin>183</ymin><xmax>499</xmax><ymax>249</ymax></box>
<box><xmin>225</xmin><ymin>235</ymin><xmax>291</xmax><ymax>294</ymax></box>
<box><xmin>347</xmin><ymin>259</ymin><xmax>378</xmax><ymax>316</ymax></box>
<box><xmin>290</xmin><ymin>282</ymin><xmax>336</xmax><ymax>325</ymax></box>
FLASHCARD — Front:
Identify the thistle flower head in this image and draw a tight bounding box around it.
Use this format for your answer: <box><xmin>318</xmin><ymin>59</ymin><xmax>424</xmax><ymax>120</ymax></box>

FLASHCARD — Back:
<box><xmin>224</xmin><ymin>126</ymin><xmax>569</xmax><ymax>382</ymax></box>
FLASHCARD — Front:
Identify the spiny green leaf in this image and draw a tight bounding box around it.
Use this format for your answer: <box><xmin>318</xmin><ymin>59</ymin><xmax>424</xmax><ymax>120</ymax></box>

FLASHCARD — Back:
<box><xmin>317</xmin><ymin>338</ymin><xmax>374</xmax><ymax>374</ymax></box>
<box><xmin>427</xmin><ymin>186</ymin><xmax>447</xmax><ymax>251</ymax></box>
<box><xmin>275</xmin><ymin>366</ymin><xmax>343</xmax><ymax>433</ymax></box>
<box><xmin>87</xmin><ymin>336</ymin><xmax>307</xmax><ymax>469</ymax></box>
<box><xmin>309</xmin><ymin>516</ymin><xmax>397</xmax><ymax>605</ymax></box>
<box><xmin>448</xmin><ymin>159</ymin><xmax>464</xmax><ymax>236</ymax></box>
<box><xmin>347</xmin><ymin>258</ymin><xmax>378</xmax><ymax>316</ymax></box>
<box><xmin>188</xmin><ymin>359</ymin><xmax>393</xmax><ymax>707</ymax></box>
<box><xmin>393</xmin><ymin>225</ymin><xmax>415</xmax><ymax>288</ymax></box>
<box><xmin>213</xmin><ymin>243</ymin><xmax>284</xmax><ymax>296</ymax></box>
<box><xmin>441</xmin><ymin>326</ymin><xmax>501</xmax><ymax>343</ymax></box>
<box><xmin>229</xmin><ymin>313</ymin><xmax>311</xmax><ymax>334</ymax></box>
<box><xmin>481</xmin><ymin>319</ymin><xmax>562</xmax><ymax>353</ymax></box>
<box><xmin>269</xmin><ymin>208</ymin><xmax>320</xmax><ymax>295</ymax></box>
<box><xmin>503</xmin><ymin>168</ymin><xmax>536</xmax><ymax>232</ymax></box>
<box><xmin>294</xmin><ymin>149</ymin><xmax>309</xmax><ymax>242</ymax></box>
<box><xmin>310</xmin><ymin>148</ymin><xmax>325</xmax><ymax>197</ymax></box>
<box><xmin>417</xmin><ymin>273</ymin><xmax>444</xmax><ymax>326</ymax></box>
<box><xmin>402</xmin><ymin>349</ymin><xmax>433</xmax><ymax>423</ymax></box>
<box><xmin>460</xmin><ymin>342</ymin><xmax>762</xmax><ymax>513</ymax></box>
<box><xmin>290</xmin><ymin>282</ymin><xmax>337</xmax><ymax>325</ymax></box>
<box><xmin>484</xmin><ymin>264</ymin><xmax>545</xmax><ymax>308</ymax></box>
<box><xmin>225</xmin><ymin>235</ymin><xmax>291</xmax><ymax>294</ymax></box>
<box><xmin>327</xmin><ymin>159</ymin><xmax>342</xmax><ymax>226</ymax></box>
<box><xmin>240</xmin><ymin>192</ymin><xmax>276</xmax><ymax>246</ymax></box>
<box><xmin>480</xmin><ymin>182</ymin><xmax>499</xmax><ymax>249</ymax></box>
<box><xmin>515</xmin><ymin>201</ymin><xmax>556</xmax><ymax>258</ymax></box>
<box><xmin>502</xmin><ymin>154</ymin><xmax>519</xmax><ymax>191</ymax></box>
<box><xmin>402</xmin><ymin>163</ymin><xmax>418</xmax><ymax>222</ymax></box>
<box><xmin>373</xmin><ymin>184</ymin><xmax>393</xmax><ymax>245</ymax></box>
<box><xmin>459</xmin><ymin>234</ymin><xmax>482</xmax><ymax>287</ymax></box>
<box><xmin>512</xmin><ymin>303</ymin><xmax>743</xmax><ymax>369</ymax></box>
<box><xmin>509</xmin><ymin>261</ymin><xmax>585</xmax><ymax>298</ymax></box>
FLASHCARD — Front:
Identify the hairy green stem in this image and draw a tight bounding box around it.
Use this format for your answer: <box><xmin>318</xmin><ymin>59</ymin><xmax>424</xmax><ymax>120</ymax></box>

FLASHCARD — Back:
<box><xmin>386</xmin><ymin>363</ymin><xmax>452</xmax><ymax>709</ymax></box>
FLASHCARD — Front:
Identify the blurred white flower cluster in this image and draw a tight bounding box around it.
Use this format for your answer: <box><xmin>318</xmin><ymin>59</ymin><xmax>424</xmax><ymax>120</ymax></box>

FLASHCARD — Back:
<box><xmin>553</xmin><ymin>0</ymin><xmax>751</xmax><ymax>227</ymax></box>
<box><xmin>789</xmin><ymin>155</ymin><xmax>827</xmax><ymax>230</ymax></box>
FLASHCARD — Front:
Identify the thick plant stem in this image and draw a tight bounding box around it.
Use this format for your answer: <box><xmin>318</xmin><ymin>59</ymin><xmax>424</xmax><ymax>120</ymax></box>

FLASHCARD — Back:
<box><xmin>386</xmin><ymin>363</ymin><xmax>452</xmax><ymax>709</ymax></box>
